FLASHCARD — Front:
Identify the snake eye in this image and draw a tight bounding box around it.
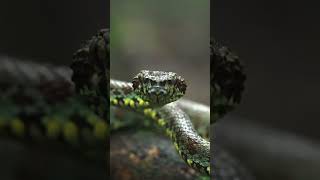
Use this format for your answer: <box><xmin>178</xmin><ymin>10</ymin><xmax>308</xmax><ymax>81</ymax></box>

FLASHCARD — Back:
<box><xmin>180</xmin><ymin>83</ymin><xmax>186</xmax><ymax>92</ymax></box>
<box><xmin>132</xmin><ymin>79</ymin><xmax>139</xmax><ymax>89</ymax></box>
<box><xmin>178</xmin><ymin>79</ymin><xmax>186</xmax><ymax>93</ymax></box>
<box><xmin>143</xmin><ymin>78</ymin><xmax>149</xmax><ymax>84</ymax></box>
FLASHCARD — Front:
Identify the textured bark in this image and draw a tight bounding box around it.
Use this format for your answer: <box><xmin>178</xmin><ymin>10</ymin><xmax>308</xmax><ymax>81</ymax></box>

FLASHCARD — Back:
<box><xmin>110</xmin><ymin>129</ymin><xmax>207</xmax><ymax>180</ymax></box>
<box><xmin>0</xmin><ymin>140</ymin><xmax>106</xmax><ymax>180</ymax></box>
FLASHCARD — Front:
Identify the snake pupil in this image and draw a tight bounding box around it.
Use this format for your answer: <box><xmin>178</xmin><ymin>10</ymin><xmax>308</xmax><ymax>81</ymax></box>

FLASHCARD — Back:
<box><xmin>132</xmin><ymin>79</ymin><xmax>139</xmax><ymax>89</ymax></box>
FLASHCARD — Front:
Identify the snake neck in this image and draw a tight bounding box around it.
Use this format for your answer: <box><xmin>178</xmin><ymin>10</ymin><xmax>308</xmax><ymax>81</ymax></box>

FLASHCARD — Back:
<box><xmin>158</xmin><ymin>103</ymin><xmax>210</xmax><ymax>175</ymax></box>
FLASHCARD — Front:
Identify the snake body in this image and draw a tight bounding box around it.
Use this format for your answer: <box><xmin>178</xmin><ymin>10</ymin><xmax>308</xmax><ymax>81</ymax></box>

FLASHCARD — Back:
<box><xmin>0</xmin><ymin>60</ymin><xmax>108</xmax><ymax>154</ymax></box>
<box><xmin>110</xmin><ymin>75</ymin><xmax>210</xmax><ymax>175</ymax></box>
<box><xmin>0</xmin><ymin>28</ymin><xmax>249</xmax><ymax>179</ymax></box>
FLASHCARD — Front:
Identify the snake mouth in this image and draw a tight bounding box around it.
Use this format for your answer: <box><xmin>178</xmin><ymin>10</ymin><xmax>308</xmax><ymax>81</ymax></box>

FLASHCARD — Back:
<box><xmin>149</xmin><ymin>93</ymin><xmax>162</xmax><ymax>105</ymax></box>
<box><xmin>147</xmin><ymin>87</ymin><xmax>168</xmax><ymax>104</ymax></box>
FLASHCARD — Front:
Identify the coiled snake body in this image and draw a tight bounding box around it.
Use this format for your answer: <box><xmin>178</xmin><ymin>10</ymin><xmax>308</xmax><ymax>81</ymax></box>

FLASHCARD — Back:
<box><xmin>110</xmin><ymin>72</ymin><xmax>210</xmax><ymax>175</ymax></box>
<box><xmin>0</xmin><ymin>29</ymin><xmax>250</xmax><ymax>179</ymax></box>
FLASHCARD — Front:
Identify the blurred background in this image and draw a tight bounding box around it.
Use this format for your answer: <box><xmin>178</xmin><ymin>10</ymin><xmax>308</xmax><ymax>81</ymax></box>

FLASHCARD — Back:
<box><xmin>0</xmin><ymin>0</ymin><xmax>210</xmax><ymax>104</ymax></box>
<box><xmin>110</xmin><ymin>0</ymin><xmax>210</xmax><ymax>104</ymax></box>
<box><xmin>1</xmin><ymin>0</ymin><xmax>320</xmax><ymax>179</ymax></box>
<box><xmin>213</xmin><ymin>1</ymin><xmax>320</xmax><ymax>179</ymax></box>
<box><xmin>213</xmin><ymin>0</ymin><xmax>320</xmax><ymax>141</ymax></box>
<box><xmin>0</xmin><ymin>0</ymin><xmax>107</xmax><ymax>65</ymax></box>
<box><xmin>0</xmin><ymin>0</ymin><xmax>108</xmax><ymax>179</ymax></box>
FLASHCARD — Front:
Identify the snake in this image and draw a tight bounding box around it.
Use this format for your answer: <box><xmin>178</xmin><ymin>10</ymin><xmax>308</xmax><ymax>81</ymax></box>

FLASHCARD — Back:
<box><xmin>110</xmin><ymin>71</ymin><xmax>210</xmax><ymax>175</ymax></box>
<box><xmin>0</xmin><ymin>28</ymin><xmax>250</xmax><ymax>179</ymax></box>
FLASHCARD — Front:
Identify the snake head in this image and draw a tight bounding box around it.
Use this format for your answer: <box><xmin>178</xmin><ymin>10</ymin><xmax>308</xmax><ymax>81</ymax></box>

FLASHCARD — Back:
<box><xmin>132</xmin><ymin>70</ymin><xmax>187</xmax><ymax>107</ymax></box>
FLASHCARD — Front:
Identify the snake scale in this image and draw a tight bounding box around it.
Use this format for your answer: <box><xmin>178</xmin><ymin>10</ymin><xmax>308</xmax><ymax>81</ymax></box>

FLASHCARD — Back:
<box><xmin>0</xmin><ymin>29</ymin><xmax>250</xmax><ymax>179</ymax></box>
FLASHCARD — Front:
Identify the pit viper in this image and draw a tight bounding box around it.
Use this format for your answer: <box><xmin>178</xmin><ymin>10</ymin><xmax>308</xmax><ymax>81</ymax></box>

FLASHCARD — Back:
<box><xmin>0</xmin><ymin>29</ymin><xmax>250</xmax><ymax>179</ymax></box>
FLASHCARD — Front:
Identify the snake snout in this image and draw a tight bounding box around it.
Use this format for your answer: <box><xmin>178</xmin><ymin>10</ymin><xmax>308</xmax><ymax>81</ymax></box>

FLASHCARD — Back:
<box><xmin>148</xmin><ymin>87</ymin><xmax>167</xmax><ymax>96</ymax></box>
<box><xmin>147</xmin><ymin>87</ymin><xmax>168</xmax><ymax>104</ymax></box>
